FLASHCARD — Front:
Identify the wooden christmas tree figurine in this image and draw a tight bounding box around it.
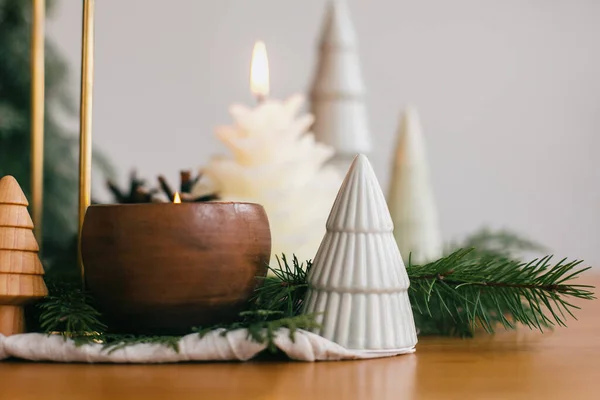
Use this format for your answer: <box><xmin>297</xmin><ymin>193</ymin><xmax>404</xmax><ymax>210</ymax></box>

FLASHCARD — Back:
<box><xmin>0</xmin><ymin>175</ymin><xmax>48</xmax><ymax>336</ymax></box>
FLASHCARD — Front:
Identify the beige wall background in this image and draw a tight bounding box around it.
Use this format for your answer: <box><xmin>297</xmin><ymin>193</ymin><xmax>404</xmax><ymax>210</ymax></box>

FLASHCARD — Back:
<box><xmin>47</xmin><ymin>0</ymin><xmax>600</xmax><ymax>266</ymax></box>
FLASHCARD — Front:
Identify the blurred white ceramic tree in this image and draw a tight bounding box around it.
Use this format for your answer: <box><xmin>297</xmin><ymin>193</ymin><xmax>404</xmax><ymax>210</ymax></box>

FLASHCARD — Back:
<box><xmin>193</xmin><ymin>95</ymin><xmax>342</xmax><ymax>265</ymax></box>
<box><xmin>388</xmin><ymin>107</ymin><xmax>443</xmax><ymax>264</ymax></box>
<box><xmin>309</xmin><ymin>0</ymin><xmax>372</xmax><ymax>172</ymax></box>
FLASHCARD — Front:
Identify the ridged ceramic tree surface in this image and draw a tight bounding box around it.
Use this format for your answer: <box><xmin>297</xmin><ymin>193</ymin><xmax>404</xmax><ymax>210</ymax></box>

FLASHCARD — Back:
<box><xmin>194</xmin><ymin>95</ymin><xmax>342</xmax><ymax>265</ymax></box>
<box><xmin>388</xmin><ymin>108</ymin><xmax>443</xmax><ymax>264</ymax></box>
<box><xmin>0</xmin><ymin>176</ymin><xmax>48</xmax><ymax>336</ymax></box>
<box><xmin>309</xmin><ymin>0</ymin><xmax>371</xmax><ymax>171</ymax></box>
<box><xmin>303</xmin><ymin>155</ymin><xmax>417</xmax><ymax>351</ymax></box>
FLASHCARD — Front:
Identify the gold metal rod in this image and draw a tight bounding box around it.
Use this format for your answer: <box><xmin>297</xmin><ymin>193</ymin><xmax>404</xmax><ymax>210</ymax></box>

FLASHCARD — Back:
<box><xmin>78</xmin><ymin>0</ymin><xmax>95</xmax><ymax>282</ymax></box>
<box><xmin>31</xmin><ymin>0</ymin><xmax>45</xmax><ymax>243</ymax></box>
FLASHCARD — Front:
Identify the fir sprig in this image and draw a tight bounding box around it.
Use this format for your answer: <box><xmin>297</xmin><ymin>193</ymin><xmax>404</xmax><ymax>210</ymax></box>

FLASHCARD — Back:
<box><xmin>96</xmin><ymin>334</ymin><xmax>181</xmax><ymax>354</ymax></box>
<box><xmin>38</xmin><ymin>283</ymin><xmax>182</xmax><ymax>352</ymax></box>
<box><xmin>196</xmin><ymin>255</ymin><xmax>320</xmax><ymax>352</ymax></box>
<box><xmin>250</xmin><ymin>249</ymin><xmax>593</xmax><ymax>337</ymax></box>
<box><xmin>456</xmin><ymin>227</ymin><xmax>547</xmax><ymax>258</ymax></box>
<box><xmin>195</xmin><ymin>310</ymin><xmax>320</xmax><ymax>353</ymax></box>
<box><xmin>407</xmin><ymin>249</ymin><xmax>594</xmax><ymax>336</ymax></box>
<box><xmin>37</xmin><ymin>282</ymin><xmax>107</xmax><ymax>337</ymax></box>
<box><xmin>239</xmin><ymin>313</ymin><xmax>321</xmax><ymax>352</ymax></box>
<box><xmin>252</xmin><ymin>254</ymin><xmax>311</xmax><ymax>317</ymax></box>
<box><xmin>34</xmin><ymin>230</ymin><xmax>595</xmax><ymax>352</ymax></box>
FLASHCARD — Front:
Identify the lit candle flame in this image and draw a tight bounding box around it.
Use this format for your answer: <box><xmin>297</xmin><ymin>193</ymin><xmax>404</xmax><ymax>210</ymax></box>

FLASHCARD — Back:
<box><xmin>173</xmin><ymin>192</ymin><xmax>181</xmax><ymax>204</ymax></box>
<box><xmin>250</xmin><ymin>41</ymin><xmax>270</xmax><ymax>100</ymax></box>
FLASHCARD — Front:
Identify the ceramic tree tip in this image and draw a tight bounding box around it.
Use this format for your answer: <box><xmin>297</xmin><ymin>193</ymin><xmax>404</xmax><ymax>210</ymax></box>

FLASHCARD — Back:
<box><xmin>326</xmin><ymin>154</ymin><xmax>393</xmax><ymax>233</ymax></box>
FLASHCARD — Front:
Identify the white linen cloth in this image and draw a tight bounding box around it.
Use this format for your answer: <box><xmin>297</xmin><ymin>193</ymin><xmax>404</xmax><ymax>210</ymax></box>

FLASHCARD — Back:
<box><xmin>0</xmin><ymin>329</ymin><xmax>414</xmax><ymax>363</ymax></box>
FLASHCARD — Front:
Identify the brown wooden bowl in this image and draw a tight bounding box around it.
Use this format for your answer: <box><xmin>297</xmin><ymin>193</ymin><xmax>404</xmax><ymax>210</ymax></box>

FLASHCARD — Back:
<box><xmin>81</xmin><ymin>202</ymin><xmax>271</xmax><ymax>334</ymax></box>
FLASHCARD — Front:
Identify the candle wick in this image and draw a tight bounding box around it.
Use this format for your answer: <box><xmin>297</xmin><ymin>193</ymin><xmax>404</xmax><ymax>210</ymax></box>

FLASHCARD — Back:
<box><xmin>255</xmin><ymin>94</ymin><xmax>267</xmax><ymax>104</ymax></box>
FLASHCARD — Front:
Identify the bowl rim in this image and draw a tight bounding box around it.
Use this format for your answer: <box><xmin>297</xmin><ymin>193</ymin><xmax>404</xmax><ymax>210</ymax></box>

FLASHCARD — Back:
<box><xmin>86</xmin><ymin>201</ymin><xmax>265</xmax><ymax>209</ymax></box>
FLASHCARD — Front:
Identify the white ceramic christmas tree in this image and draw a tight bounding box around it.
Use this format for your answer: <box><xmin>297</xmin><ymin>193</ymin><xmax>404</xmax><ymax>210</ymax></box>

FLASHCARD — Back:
<box><xmin>309</xmin><ymin>0</ymin><xmax>371</xmax><ymax>172</ymax></box>
<box><xmin>194</xmin><ymin>95</ymin><xmax>342</xmax><ymax>265</ymax></box>
<box><xmin>388</xmin><ymin>107</ymin><xmax>443</xmax><ymax>264</ymax></box>
<box><xmin>303</xmin><ymin>154</ymin><xmax>417</xmax><ymax>352</ymax></box>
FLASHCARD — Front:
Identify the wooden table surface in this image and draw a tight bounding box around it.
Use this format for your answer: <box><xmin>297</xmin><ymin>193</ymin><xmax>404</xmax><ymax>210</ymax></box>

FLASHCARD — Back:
<box><xmin>1</xmin><ymin>276</ymin><xmax>598</xmax><ymax>400</ymax></box>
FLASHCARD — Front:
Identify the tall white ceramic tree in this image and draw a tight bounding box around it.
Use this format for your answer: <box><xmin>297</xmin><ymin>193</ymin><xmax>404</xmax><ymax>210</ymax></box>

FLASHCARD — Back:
<box><xmin>388</xmin><ymin>107</ymin><xmax>443</xmax><ymax>264</ymax></box>
<box><xmin>303</xmin><ymin>155</ymin><xmax>417</xmax><ymax>352</ymax></box>
<box><xmin>194</xmin><ymin>95</ymin><xmax>342</xmax><ymax>265</ymax></box>
<box><xmin>309</xmin><ymin>0</ymin><xmax>371</xmax><ymax>172</ymax></box>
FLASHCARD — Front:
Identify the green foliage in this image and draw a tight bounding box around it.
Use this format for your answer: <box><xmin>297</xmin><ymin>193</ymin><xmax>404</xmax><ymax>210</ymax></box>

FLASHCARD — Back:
<box><xmin>195</xmin><ymin>310</ymin><xmax>321</xmax><ymax>353</ymax></box>
<box><xmin>0</xmin><ymin>0</ymin><xmax>112</xmax><ymax>272</ymax></box>
<box><xmin>194</xmin><ymin>255</ymin><xmax>320</xmax><ymax>352</ymax></box>
<box><xmin>252</xmin><ymin>254</ymin><xmax>310</xmax><ymax>317</ymax></box>
<box><xmin>69</xmin><ymin>333</ymin><xmax>180</xmax><ymax>354</ymax></box>
<box><xmin>0</xmin><ymin>0</ymin><xmax>76</xmax><ymax>254</ymax></box>
<box><xmin>456</xmin><ymin>227</ymin><xmax>547</xmax><ymax>258</ymax></box>
<box><xmin>34</xmin><ymin>230</ymin><xmax>595</xmax><ymax>353</ymax></box>
<box><xmin>95</xmin><ymin>335</ymin><xmax>181</xmax><ymax>354</ymax></box>
<box><xmin>36</xmin><ymin>262</ymin><xmax>320</xmax><ymax>354</ymax></box>
<box><xmin>37</xmin><ymin>281</ymin><xmax>107</xmax><ymax>337</ymax></box>
<box><xmin>38</xmin><ymin>281</ymin><xmax>181</xmax><ymax>352</ymax></box>
<box><xmin>207</xmin><ymin>238</ymin><xmax>594</xmax><ymax>339</ymax></box>
<box><xmin>415</xmin><ymin>228</ymin><xmax>593</xmax><ymax>336</ymax></box>
<box><xmin>407</xmin><ymin>249</ymin><xmax>594</xmax><ymax>336</ymax></box>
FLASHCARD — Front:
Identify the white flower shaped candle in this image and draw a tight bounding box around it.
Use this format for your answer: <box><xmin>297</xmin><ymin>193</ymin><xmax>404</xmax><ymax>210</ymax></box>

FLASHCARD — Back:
<box><xmin>194</xmin><ymin>42</ymin><xmax>342</xmax><ymax>265</ymax></box>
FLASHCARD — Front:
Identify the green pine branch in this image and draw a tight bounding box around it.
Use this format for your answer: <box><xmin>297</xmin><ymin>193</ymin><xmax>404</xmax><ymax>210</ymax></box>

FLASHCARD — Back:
<box><xmin>195</xmin><ymin>255</ymin><xmax>320</xmax><ymax>352</ymax></box>
<box><xmin>194</xmin><ymin>310</ymin><xmax>320</xmax><ymax>353</ymax></box>
<box><xmin>407</xmin><ymin>249</ymin><xmax>594</xmax><ymax>336</ymax></box>
<box><xmin>252</xmin><ymin>254</ymin><xmax>310</xmax><ymax>317</ymax></box>
<box><xmin>34</xmin><ymin>233</ymin><xmax>595</xmax><ymax>353</ymax></box>
<box><xmin>94</xmin><ymin>335</ymin><xmax>181</xmax><ymax>354</ymax></box>
<box><xmin>453</xmin><ymin>227</ymin><xmax>547</xmax><ymax>258</ymax></box>
<box><xmin>37</xmin><ymin>282</ymin><xmax>107</xmax><ymax>337</ymax></box>
<box><xmin>251</xmin><ymin>248</ymin><xmax>594</xmax><ymax>337</ymax></box>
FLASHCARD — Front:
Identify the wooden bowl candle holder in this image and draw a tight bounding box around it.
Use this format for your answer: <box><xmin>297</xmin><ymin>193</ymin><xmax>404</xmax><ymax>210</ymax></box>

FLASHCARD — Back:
<box><xmin>81</xmin><ymin>202</ymin><xmax>271</xmax><ymax>334</ymax></box>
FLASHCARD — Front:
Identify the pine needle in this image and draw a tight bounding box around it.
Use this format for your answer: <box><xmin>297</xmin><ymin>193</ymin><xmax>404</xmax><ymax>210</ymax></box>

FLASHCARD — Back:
<box><xmin>37</xmin><ymin>282</ymin><xmax>107</xmax><ymax>338</ymax></box>
<box><xmin>455</xmin><ymin>227</ymin><xmax>547</xmax><ymax>258</ymax></box>
<box><xmin>34</xmin><ymin>237</ymin><xmax>595</xmax><ymax>352</ymax></box>
<box><xmin>194</xmin><ymin>310</ymin><xmax>321</xmax><ymax>353</ymax></box>
<box><xmin>100</xmin><ymin>335</ymin><xmax>181</xmax><ymax>354</ymax></box>
<box><xmin>252</xmin><ymin>254</ymin><xmax>311</xmax><ymax>317</ymax></box>
<box><xmin>407</xmin><ymin>249</ymin><xmax>595</xmax><ymax>336</ymax></box>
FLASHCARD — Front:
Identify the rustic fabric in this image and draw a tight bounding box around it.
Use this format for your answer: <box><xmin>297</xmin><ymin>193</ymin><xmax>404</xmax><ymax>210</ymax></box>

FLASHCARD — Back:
<box><xmin>0</xmin><ymin>329</ymin><xmax>414</xmax><ymax>363</ymax></box>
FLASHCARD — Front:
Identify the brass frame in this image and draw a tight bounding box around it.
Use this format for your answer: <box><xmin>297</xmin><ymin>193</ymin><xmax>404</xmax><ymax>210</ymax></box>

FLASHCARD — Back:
<box><xmin>77</xmin><ymin>0</ymin><xmax>95</xmax><ymax>281</ymax></box>
<box><xmin>31</xmin><ymin>0</ymin><xmax>45</xmax><ymax>241</ymax></box>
